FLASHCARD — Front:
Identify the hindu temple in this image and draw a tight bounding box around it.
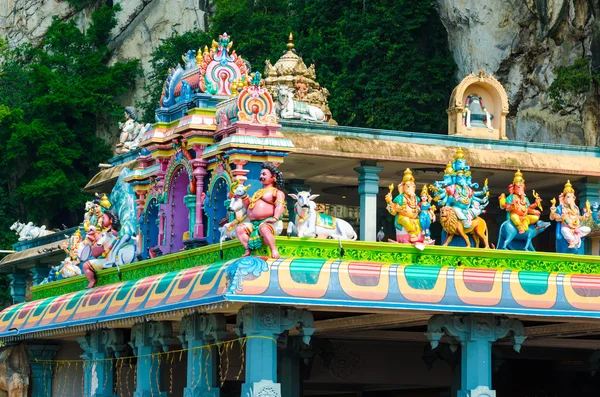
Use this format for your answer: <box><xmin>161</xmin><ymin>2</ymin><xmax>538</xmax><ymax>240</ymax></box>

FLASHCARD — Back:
<box><xmin>1</xmin><ymin>32</ymin><xmax>600</xmax><ymax>397</ymax></box>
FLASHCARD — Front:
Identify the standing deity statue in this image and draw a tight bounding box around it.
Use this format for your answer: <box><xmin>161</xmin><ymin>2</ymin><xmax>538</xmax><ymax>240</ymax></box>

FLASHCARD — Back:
<box><xmin>82</xmin><ymin>209</ymin><xmax>121</xmax><ymax>288</ymax></box>
<box><xmin>385</xmin><ymin>169</ymin><xmax>435</xmax><ymax>249</ymax></box>
<box><xmin>429</xmin><ymin>148</ymin><xmax>490</xmax><ymax>248</ymax></box>
<box><xmin>550</xmin><ymin>180</ymin><xmax>591</xmax><ymax>252</ymax></box>
<box><xmin>234</xmin><ymin>163</ymin><xmax>286</xmax><ymax>258</ymax></box>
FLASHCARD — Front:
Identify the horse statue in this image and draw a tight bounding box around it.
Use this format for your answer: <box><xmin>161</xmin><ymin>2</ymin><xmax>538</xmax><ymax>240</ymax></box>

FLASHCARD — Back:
<box><xmin>276</xmin><ymin>84</ymin><xmax>326</xmax><ymax>122</ymax></box>
<box><xmin>287</xmin><ymin>191</ymin><xmax>357</xmax><ymax>240</ymax></box>
<box><xmin>0</xmin><ymin>343</ymin><xmax>29</xmax><ymax>397</ymax></box>
<box><xmin>9</xmin><ymin>221</ymin><xmax>53</xmax><ymax>241</ymax></box>
<box><xmin>439</xmin><ymin>206</ymin><xmax>489</xmax><ymax>248</ymax></box>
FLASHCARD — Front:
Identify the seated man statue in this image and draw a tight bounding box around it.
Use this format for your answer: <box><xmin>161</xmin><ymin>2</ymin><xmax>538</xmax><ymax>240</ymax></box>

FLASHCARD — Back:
<box><xmin>550</xmin><ymin>180</ymin><xmax>591</xmax><ymax>251</ymax></box>
<box><xmin>235</xmin><ymin>163</ymin><xmax>286</xmax><ymax>258</ymax></box>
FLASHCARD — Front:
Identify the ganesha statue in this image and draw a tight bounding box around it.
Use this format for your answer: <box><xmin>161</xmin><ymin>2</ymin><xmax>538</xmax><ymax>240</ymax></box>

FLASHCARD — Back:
<box><xmin>115</xmin><ymin>107</ymin><xmax>151</xmax><ymax>155</ymax></box>
<box><xmin>385</xmin><ymin>169</ymin><xmax>435</xmax><ymax>250</ymax></box>
<box><xmin>429</xmin><ymin>148</ymin><xmax>490</xmax><ymax>248</ymax></box>
<box><xmin>550</xmin><ymin>180</ymin><xmax>591</xmax><ymax>254</ymax></box>
<box><xmin>497</xmin><ymin>170</ymin><xmax>550</xmax><ymax>251</ymax></box>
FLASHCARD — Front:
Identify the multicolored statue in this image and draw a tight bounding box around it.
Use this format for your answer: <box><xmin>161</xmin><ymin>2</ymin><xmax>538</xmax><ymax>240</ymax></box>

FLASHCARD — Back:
<box><xmin>550</xmin><ymin>180</ymin><xmax>591</xmax><ymax>253</ymax></box>
<box><xmin>429</xmin><ymin>148</ymin><xmax>490</xmax><ymax>248</ymax></box>
<box><xmin>234</xmin><ymin>163</ymin><xmax>286</xmax><ymax>258</ymax></box>
<box><xmin>385</xmin><ymin>169</ymin><xmax>434</xmax><ymax>249</ymax></box>
<box><xmin>497</xmin><ymin>170</ymin><xmax>550</xmax><ymax>251</ymax></box>
<box><xmin>115</xmin><ymin>107</ymin><xmax>151</xmax><ymax>155</ymax></box>
<box><xmin>419</xmin><ymin>185</ymin><xmax>436</xmax><ymax>244</ymax></box>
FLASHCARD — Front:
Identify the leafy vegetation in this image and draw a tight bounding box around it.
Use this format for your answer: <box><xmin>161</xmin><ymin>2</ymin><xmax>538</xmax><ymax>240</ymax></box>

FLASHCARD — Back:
<box><xmin>140</xmin><ymin>0</ymin><xmax>456</xmax><ymax>133</ymax></box>
<box><xmin>548</xmin><ymin>58</ymin><xmax>598</xmax><ymax>110</ymax></box>
<box><xmin>0</xmin><ymin>4</ymin><xmax>141</xmax><ymax>250</ymax></box>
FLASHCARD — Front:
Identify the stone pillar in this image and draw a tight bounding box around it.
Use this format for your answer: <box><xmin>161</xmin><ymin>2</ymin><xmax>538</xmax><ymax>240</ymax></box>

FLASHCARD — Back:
<box><xmin>354</xmin><ymin>161</ymin><xmax>383</xmax><ymax>242</ymax></box>
<box><xmin>279</xmin><ymin>336</ymin><xmax>313</xmax><ymax>397</ymax></box>
<box><xmin>426</xmin><ymin>314</ymin><xmax>526</xmax><ymax>397</ymax></box>
<box><xmin>191</xmin><ymin>155</ymin><xmax>208</xmax><ymax>239</ymax></box>
<box><xmin>285</xmin><ymin>179</ymin><xmax>310</xmax><ymax>226</ymax></box>
<box><xmin>8</xmin><ymin>272</ymin><xmax>27</xmax><ymax>304</ymax></box>
<box><xmin>178</xmin><ymin>313</ymin><xmax>227</xmax><ymax>397</ymax></box>
<box><xmin>235</xmin><ymin>305</ymin><xmax>315</xmax><ymax>397</ymax></box>
<box><xmin>28</xmin><ymin>345</ymin><xmax>60</xmax><ymax>397</ymax></box>
<box><xmin>184</xmin><ymin>195</ymin><xmax>197</xmax><ymax>238</ymax></box>
<box><xmin>78</xmin><ymin>329</ymin><xmax>127</xmax><ymax>397</ymax></box>
<box><xmin>129</xmin><ymin>322</ymin><xmax>174</xmax><ymax>397</ymax></box>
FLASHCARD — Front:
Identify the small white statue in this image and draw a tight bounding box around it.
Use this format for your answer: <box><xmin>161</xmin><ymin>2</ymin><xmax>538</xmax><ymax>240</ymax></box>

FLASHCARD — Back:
<box><xmin>10</xmin><ymin>221</ymin><xmax>54</xmax><ymax>241</ymax></box>
<box><xmin>276</xmin><ymin>84</ymin><xmax>326</xmax><ymax>122</ymax></box>
<box><xmin>115</xmin><ymin>107</ymin><xmax>151</xmax><ymax>154</ymax></box>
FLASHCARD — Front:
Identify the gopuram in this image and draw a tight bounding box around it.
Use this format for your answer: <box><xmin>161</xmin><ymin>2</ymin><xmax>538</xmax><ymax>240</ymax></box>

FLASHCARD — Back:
<box><xmin>1</xmin><ymin>33</ymin><xmax>600</xmax><ymax>397</ymax></box>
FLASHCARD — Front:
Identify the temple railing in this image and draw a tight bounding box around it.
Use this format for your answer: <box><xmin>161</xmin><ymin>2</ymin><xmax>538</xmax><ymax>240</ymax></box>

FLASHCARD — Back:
<box><xmin>31</xmin><ymin>237</ymin><xmax>600</xmax><ymax>300</ymax></box>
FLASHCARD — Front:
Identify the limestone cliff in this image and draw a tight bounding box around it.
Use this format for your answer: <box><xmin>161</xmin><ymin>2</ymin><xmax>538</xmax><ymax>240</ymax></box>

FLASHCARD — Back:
<box><xmin>0</xmin><ymin>0</ymin><xmax>210</xmax><ymax>107</ymax></box>
<box><xmin>437</xmin><ymin>0</ymin><xmax>600</xmax><ymax>146</ymax></box>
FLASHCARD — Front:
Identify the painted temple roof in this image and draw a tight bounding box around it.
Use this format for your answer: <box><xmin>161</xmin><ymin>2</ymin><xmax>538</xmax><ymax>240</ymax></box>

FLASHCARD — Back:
<box><xmin>5</xmin><ymin>244</ymin><xmax>600</xmax><ymax>340</ymax></box>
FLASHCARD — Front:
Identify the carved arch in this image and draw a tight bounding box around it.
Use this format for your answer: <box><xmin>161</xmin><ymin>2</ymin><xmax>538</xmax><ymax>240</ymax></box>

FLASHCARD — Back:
<box><xmin>449</xmin><ymin>70</ymin><xmax>509</xmax><ymax>113</ymax></box>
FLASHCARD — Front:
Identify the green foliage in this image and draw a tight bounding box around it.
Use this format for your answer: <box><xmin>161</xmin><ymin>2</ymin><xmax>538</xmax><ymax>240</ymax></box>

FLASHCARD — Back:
<box><xmin>0</xmin><ymin>5</ymin><xmax>141</xmax><ymax>249</ymax></box>
<box><xmin>548</xmin><ymin>58</ymin><xmax>593</xmax><ymax>110</ymax></box>
<box><xmin>141</xmin><ymin>0</ymin><xmax>456</xmax><ymax>133</ymax></box>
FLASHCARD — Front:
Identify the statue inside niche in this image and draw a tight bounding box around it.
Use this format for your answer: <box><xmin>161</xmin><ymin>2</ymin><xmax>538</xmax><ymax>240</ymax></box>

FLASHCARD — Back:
<box><xmin>464</xmin><ymin>94</ymin><xmax>493</xmax><ymax>132</ymax></box>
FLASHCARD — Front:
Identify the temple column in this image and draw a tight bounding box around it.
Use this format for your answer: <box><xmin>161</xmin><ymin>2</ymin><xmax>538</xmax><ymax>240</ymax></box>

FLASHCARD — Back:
<box><xmin>31</xmin><ymin>266</ymin><xmax>47</xmax><ymax>286</ymax></box>
<box><xmin>28</xmin><ymin>344</ymin><xmax>59</xmax><ymax>397</ymax></box>
<box><xmin>191</xmin><ymin>157</ymin><xmax>208</xmax><ymax>239</ymax></box>
<box><xmin>232</xmin><ymin>160</ymin><xmax>249</xmax><ymax>184</ymax></box>
<box><xmin>426</xmin><ymin>314</ymin><xmax>526</xmax><ymax>397</ymax></box>
<box><xmin>178</xmin><ymin>313</ymin><xmax>227</xmax><ymax>396</ymax></box>
<box><xmin>78</xmin><ymin>329</ymin><xmax>127</xmax><ymax>397</ymax></box>
<box><xmin>184</xmin><ymin>195</ymin><xmax>197</xmax><ymax>238</ymax></box>
<box><xmin>354</xmin><ymin>161</ymin><xmax>383</xmax><ymax>241</ymax></box>
<box><xmin>279</xmin><ymin>336</ymin><xmax>313</xmax><ymax>397</ymax></box>
<box><xmin>8</xmin><ymin>272</ymin><xmax>26</xmax><ymax>304</ymax></box>
<box><xmin>284</xmin><ymin>179</ymin><xmax>310</xmax><ymax>226</ymax></box>
<box><xmin>129</xmin><ymin>322</ymin><xmax>174</xmax><ymax>397</ymax></box>
<box><xmin>235</xmin><ymin>305</ymin><xmax>314</xmax><ymax>397</ymax></box>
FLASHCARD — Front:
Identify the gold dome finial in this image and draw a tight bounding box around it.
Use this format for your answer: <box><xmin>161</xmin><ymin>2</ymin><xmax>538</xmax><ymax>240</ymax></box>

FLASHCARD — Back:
<box><xmin>287</xmin><ymin>32</ymin><xmax>295</xmax><ymax>51</ymax></box>
<box><xmin>402</xmin><ymin>168</ymin><xmax>415</xmax><ymax>184</ymax></box>
<box><xmin>444</xmin><ymin>161</ymin><xmax>454</xmax><ymax>175</ymax></box>
<box><xmin>513</xmin><ymin>170</ymin><xmax>525</xmax><ymax>185</ymax></box>
<box><xmin>563</xmin><ymin>180</ymin><xmax>575</xmax><ymax>195</ymax></box>
<box><xmin>100</xmin><ymin>194</ymin><xmax>111</xmax><ymax>209</ymax></box>
<box><xmin>454</xmin><ymin>148</ymin><xmax>465</xmax><ymax>161</ymax></box>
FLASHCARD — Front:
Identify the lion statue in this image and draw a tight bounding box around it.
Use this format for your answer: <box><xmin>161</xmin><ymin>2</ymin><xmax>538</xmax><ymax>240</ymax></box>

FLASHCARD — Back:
<box><xmin>0</xmin><ymin>343</ymin><xmax>30</xmax><ymax>397</ymax></box>
<box><xmin>439</xmin><ymin>206</ymin><xmax>489</xmax><ymax>248</ymax></box>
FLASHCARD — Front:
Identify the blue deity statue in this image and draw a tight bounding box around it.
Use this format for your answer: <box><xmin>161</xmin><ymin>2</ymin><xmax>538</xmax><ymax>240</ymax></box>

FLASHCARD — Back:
<box><xmin>429</xmin><ymin>148</ymin><xmax>490</xmax><ymax>248</ymax></box>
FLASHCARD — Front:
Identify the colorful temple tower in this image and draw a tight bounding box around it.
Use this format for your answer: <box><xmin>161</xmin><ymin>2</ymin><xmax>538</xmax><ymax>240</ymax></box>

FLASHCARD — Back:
<box><xmin>2</xmin><ymin>33</ymin><xmax>600</xmax><ymax>397</ymax></box>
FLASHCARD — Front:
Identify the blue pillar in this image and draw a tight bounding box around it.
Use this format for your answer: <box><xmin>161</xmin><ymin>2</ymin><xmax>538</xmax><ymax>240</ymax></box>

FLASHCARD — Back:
<box><xmin>9</xmin><ymin>272</ymin><xmax>27</xmax><ymax>304</ymax></box>
<box><xmin>285</xmin><ymin>179</ymin><xmax>310</xmax><ymax>226</ymax></box>
<box><xmin>28</xmin><ymin>344</ymin><xmax>60</xmax><ymax>397</ymax></box>
<box><xmin>31</xmin><ymin>267</ymin><xmax>48</xmax><ymax>286</ymax></box>
<box><xmin>354</xmin><ymin>161</ymin><xmax>383</xmax><ymax>241</ymax></box>
<box><xmin>235</xmin><ymin>305</ymin><xmax>314</xmax><ymax>397</ymax></box>
<box><xmin>129</xmin><ymin>322</ymin><xmax>174</xmax><ymax>397</ymax></box>
<box><xmin>426</xmin><ymin>314</ymin><xmax>526</xmax><ymax>397</ymax></box>
<box><xmin>178</xmin><ymin>313</ymin><xmax>227</xmax><ymax>397</ymax></box>
<box><xmin>184</xmin><ymin>194</ymin><xmax>197</xmax><ymax>239</ymax></box>
<box><xmin>78</xmin><ymin>329</ymin><xmax>127</xmax><ymax>397</ymax></box>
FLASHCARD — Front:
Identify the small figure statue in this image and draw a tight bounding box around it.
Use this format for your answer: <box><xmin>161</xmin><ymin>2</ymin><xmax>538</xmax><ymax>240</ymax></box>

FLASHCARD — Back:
<box><xmin>234</xmin><ymin>163</ymin><xmax>286</xmax><ymax>258</ymax></box>
<box><xmin>550</xmin><ymin>180</ymin><xmax>591</xmax><ymax>253</ymax></box>
<box><xmin>429</xmin><ymin>148</ymin><xmax>490</xmax><ymax>248</ymax></box>
<box><xmin>464</xmin><ymin>93</ymin><xmax>493</xmax><ymax>132</ymax></box>
<box><xmin>419</xmin><ymin>185</ymin><xmax>436</xmax><ymax>244</ymax></box>
<box><xmin>82</xmin><ymin>209</ymin><xmax>121</xmax><ymax>288</ymax></box>
<box><xmin>385</xmin><ymin>169</ymin><xmax>433</xmax><ymax>249</ymax></box>
<box><xmin>497</xmin><ymin>170</ymin><xmax>549</xmax><ymax>251</ymax></box>
<box><xmin>84</xmin><ymin>194</ymin><xmax>111</xmax><ymax>232</ymax></box>
<box><xmin>115</xmin><ymin>107</ymin><xmax>149</xmax><ymax>154</ymax></box>
<box><xmin>9</xmin><ymin>221</ymin><xmax>53</xmax><ymax>241</ymax></box>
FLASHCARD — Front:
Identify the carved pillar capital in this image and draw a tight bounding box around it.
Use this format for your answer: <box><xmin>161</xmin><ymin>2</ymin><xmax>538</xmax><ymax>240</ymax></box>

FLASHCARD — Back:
<box><xmin>235</xmin><ymin>304</ymin><xmax>315</xmax><ymax>344</ymax></box>
<box><xmin>129</xmin><ymin>321</ymin><xmax>174</xmax><ymax>353</ymax></box>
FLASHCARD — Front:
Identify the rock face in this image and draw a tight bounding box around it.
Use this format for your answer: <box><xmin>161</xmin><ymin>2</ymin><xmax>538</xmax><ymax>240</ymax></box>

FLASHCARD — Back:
<box><xmin>437</xmin><ymin>0</ymin><xmax>600</xmax><ymax>146</ymax></box>
<box><xmin>0</xmin><ymin>0</ymin><xmax>210</xmax><ymax>108</ymax></box>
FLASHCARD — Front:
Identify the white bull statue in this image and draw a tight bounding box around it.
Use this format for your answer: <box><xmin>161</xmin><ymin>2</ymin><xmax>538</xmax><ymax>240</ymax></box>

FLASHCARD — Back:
<box><xmin>219</xmin><ymin>184</ymin><xmax>251</xmax><ymax>244</ymax></box>
<box><xmin>287</xmin><ymin>191</ymin><xmax>357</xmax><ymax>240</ymax></box>
<box><xmin>276</xmin><ymin>84</ymin><xmax>326</xmax><ymax>122</ymax></box>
